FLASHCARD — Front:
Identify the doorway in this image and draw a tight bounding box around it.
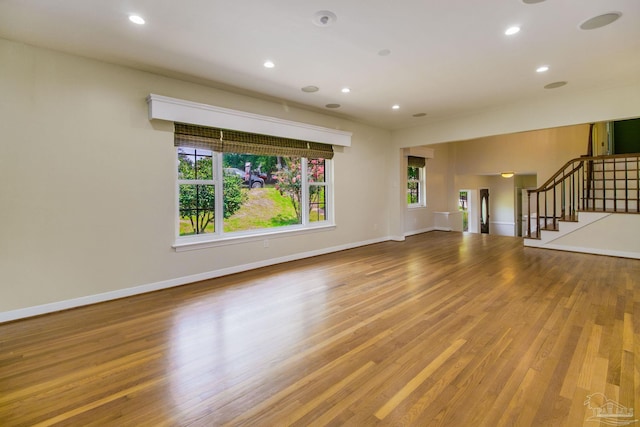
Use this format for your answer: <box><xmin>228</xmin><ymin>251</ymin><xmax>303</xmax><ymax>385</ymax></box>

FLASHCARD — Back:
<box><xmin>458</xmin><ymin>191</ymin><xmax>469</xmax><ymax>232</ymax></box>
<box><xmin>480</xmin><ymin>188</ymin><xmax>489</xmax><ymax>234</ymax></box>
<box><xmin>459</xmin><ymin>189</ymin><xmax>479</xmax><ymax>233</ymax></box>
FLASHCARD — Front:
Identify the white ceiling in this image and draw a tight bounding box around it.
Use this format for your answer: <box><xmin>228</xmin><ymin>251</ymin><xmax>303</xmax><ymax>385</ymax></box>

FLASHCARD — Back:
<box><xmin>1</xmin><ymin>0</ymin><xmax>639</xmax><ymax>130</ymax></box>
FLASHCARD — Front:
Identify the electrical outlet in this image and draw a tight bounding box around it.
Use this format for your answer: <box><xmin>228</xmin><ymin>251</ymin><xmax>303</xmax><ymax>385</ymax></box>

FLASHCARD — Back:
<box><xmin>263</xmin><ymin>239</ymin><xmax>269</xmax><ymax>248</ymax></box>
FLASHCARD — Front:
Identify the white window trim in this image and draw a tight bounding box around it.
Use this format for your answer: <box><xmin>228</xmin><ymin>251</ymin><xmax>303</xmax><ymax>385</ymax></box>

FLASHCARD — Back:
<box><xmin>173</xmin><ymin>223</ymin><xmax>336</xmax><ymax>252</ymax></box>
<box><xmin>175</xmin><ymin>151</ymin><xmax>334</xmax><ymax>249</ymax></box>
<box><xmin>408</xmin><ymin>165</ymin><xmax>426</xmax><ymax>208</ymax></box>
<box><xmin>158</xmin><ymin>95</ymin><xmax>341</xmax><ymax>251</ymax></box>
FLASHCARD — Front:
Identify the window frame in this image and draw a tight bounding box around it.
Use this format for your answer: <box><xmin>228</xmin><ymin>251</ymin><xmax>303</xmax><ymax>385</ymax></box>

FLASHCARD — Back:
<box><xmin>407</xmin><ymin>164</ymin><xmax>426</xmax><ymax>208</ymax></box>
<box><xmin>306</xmin><ymin>158</ymin><xmax>329</xmax><ymax>223</ymax></box>
<box><xmin>174</xmin><ymin>149</ymin><xmax>335</xmax><ymax>251</ymax></box>
<box><xmin>177</xmin><ymin>147</ymin><xmax>217</xmax><ymax>236</ymax></box>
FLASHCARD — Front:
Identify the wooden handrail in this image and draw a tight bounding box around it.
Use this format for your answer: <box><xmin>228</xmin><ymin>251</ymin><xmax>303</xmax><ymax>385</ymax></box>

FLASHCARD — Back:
<box><xmin>526</xmin><ymin>153</ymin><xmax>640</xmax><ymax>239</ymax></box>
<box><xmin>533</xmin><ymin>153</ymin><xmax>640</xmax><ymax>193</ymax></box>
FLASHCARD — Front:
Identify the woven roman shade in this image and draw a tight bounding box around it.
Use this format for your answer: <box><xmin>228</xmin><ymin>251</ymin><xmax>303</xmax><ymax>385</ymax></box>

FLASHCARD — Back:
<box><xmin>174</xmin><ymin>123</ymin><xmax>223</xmax><ymax>152</ymax></box>
<box><xmin>408</xmin><ymin>155</ymin><xmax>426</xmax><ymax>168</ymax></box>
<box><xmin>174</xmin><ymin>123</ymin><xmax>334</xmax><ymax>159</ymax></box>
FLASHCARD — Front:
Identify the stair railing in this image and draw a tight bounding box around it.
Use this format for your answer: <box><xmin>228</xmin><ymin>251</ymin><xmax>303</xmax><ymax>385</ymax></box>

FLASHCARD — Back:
<box><xmin>527</xmin><ymin>153</ymin><xmax>640</xmax><ymax>239</ymax></box>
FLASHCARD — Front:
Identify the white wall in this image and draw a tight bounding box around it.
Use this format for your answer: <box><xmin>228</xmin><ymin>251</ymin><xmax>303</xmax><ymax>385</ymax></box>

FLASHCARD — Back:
<box><xmin>392</xmin><ymin>83</ymin><xmax>640</xmax><ymax>149</ymax></box>
<box><xmin>401</xmin><ymin>143</ymin><xmax>457</xmax><ymax>236</ymax></box>
<box><xmin>553</xmin><ymin>214</ymin><xmax>640</xmax><ymax>255</ymax></box>
<box><xmin>391</xmin><ymin>79</ymin><xmax>640</xmax><ymax>238</ymax></box>
<box><xmin>400</xmin><ymin>126</ymin><xmax>593</xmax><ymax>237</ymax></box>
<box><xmin>0</xmin><ymin>39</ymin><xmax>392</xmax><ymax>317</ymax></box>
<box><xmin>3</xmin><ymin>36</ymin><xmax>640</xmax><ymax>319</ymax></box>
<box><xmin>529</xmin><ymin>214</ymin><xmax>640</xmax><ymax>259</ymax></box>
<box><xmin>449</xmin><ymin>126</ymin><xmax>590</xmax><ymax>187</ymax></box>
<box><xmin>488</xmin><ymin>176</ymin><xmax>516</xmax><ymax>236</ymax></box>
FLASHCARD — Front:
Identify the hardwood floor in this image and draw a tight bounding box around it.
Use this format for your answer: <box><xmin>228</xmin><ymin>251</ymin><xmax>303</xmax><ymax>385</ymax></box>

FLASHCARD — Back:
<box><xmin>1</xmin><ymin>231</ymin><xmax>639</xmax><ymax>426</ymax></box>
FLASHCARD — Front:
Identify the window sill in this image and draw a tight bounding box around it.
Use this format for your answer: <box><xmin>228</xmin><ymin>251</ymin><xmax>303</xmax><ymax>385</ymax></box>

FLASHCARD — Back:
<box><xmin>173</xmin><ymin>223</ymin><xmax>336</xmax><ymax>252</ymax></box>
<box><xmin>408</xmin><ymin>204</ymin><xmax>427</xmax><ymax>210</ymax></box>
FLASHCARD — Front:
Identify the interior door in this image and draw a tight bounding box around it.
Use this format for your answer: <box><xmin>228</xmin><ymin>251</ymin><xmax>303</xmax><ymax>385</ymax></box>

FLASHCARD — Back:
<box><xmin>480</xmin><ymin>188</ymin><xmax>489</xmax><ymax>234</ymax></box>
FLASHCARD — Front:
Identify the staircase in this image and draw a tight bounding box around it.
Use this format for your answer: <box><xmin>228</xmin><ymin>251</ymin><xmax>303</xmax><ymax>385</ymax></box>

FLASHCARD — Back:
<box><xmin>524</xmin><ymin>153</ymin><xmax>640</xmax><ymax>259</ymax></box>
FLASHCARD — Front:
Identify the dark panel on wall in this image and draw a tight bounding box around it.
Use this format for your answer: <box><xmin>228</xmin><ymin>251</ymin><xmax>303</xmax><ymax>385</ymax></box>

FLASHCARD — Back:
<box><xmin>614</xmin><ymin>118</ymin><xmax>640</xmax><ymax>154</ymax></box>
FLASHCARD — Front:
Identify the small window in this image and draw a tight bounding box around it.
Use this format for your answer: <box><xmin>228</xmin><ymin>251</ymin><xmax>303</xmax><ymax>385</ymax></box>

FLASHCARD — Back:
<box><xmin>407</xmin><ymin>156</ymin><xmax>426</xmax><ymax>207</ymax></box>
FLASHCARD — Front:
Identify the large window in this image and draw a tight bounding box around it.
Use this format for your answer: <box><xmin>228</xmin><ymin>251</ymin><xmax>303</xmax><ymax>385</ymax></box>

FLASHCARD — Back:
<box><xmin>407</xmin><ymin>156</ymin><xmax>426</xmax><ymax>207</ymax></box>
<box><xmin>175</xmin><ymin>123</ymin><xmax>333</xmax><ymax>243</ymax></box>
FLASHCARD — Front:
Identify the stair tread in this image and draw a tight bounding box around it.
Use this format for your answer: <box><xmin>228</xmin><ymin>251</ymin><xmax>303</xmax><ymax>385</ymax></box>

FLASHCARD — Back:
<box><xmin>579</xmin><ymin>208</ymin><xmax>640</xmax><ymax>214</ymax></box>
<box><xmin>582</xmin><ymin>197</ymin><xmax>640</xmax><ymax>201</ymax></box>
<box><xmin>526</xmin><ymin>155</ymin><xmax>640</xmax><ymax>240</ymax></box>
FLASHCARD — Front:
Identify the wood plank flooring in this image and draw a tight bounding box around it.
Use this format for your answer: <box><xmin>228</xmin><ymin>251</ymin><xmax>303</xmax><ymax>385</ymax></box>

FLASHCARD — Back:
<box><xmin>1</xmin><ymin>231</ymin><xmax>639</xmax><ymax>426</ymax></box>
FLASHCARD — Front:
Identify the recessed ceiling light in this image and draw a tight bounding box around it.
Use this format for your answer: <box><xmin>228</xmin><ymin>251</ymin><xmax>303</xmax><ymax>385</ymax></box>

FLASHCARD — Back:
<box><xmin>544</xmin><ymin>81</ymin><xmax>567</xmax><ymax>89</ymax></box>
<box><xmin>129</xmin><ymin>15</ymin><xmax>145</xmax><ymax>25</ymax></box>
<box><xmin>263</xmin><ymin>60</ymin><xmax>275</xmax><ymax>68</ymax></box>
<box><xmin>392</xmin><ymin>105</ymin><xmax>400</xmax><ymax>110</ymax></box>
<box><xmin>413</xmin><ymin>113</ymin><xmax>427</xmax><ymax>117</ymax></box>
<box><xmin>522</xmin><ymin>0</ymin><xmax>546</xmax><ymax>4</ymax></box>
<box><xmin>301</xmin><ymin>86</ymin><xmax>319</xmax><ymax>93</ymax></box>
<box><xmin>341</xmin><ymin>87</ymin><xmax>351</xmax><ymax>93</ymax></box>
<box><xmin>536</xmin><ymin>66</ymin><xmax>549</xmax><ymax>73</ymax></box>
<box><xmin>505</xmin><ymin>26</ymin><xmax>520</xmax><ymax>35</ymax></box>
<box><xmin>378</xmin><ymin>49</ymin><xmax>391</xmax><ymax>56</ymax></box>
<box><xmin>325</xmin><ymin>103</ymin><xmax>341</xmax><ymax>109</ymax></box>
<box><xmin>580</xmin><ymin>12</ymin><xmax>622</xmax><ymax>30</ymax></box>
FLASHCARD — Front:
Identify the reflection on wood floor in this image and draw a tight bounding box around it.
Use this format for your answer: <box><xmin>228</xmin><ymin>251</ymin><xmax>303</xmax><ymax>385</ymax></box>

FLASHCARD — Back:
<box><xmin>1</xmin><ymin>231</ymin><xmax>639</xmax><ymax>426</ymax></box>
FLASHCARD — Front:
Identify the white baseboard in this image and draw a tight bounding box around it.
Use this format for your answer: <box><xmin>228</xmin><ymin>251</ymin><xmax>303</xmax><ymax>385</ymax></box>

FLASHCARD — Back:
<box><xmin>525</xmin><ymin>242</ymin><xmax>640</xmax><ymax>260</ymax></box>
<box><xmin>489</xmin><ymin>221</ymin><xmax>515</xmax><ymax>237</ymax></box>
<box><xmin>404</xmin><ymin>227</ymin><xmax>436</xmax><ymax>237</ymax></box>
<box><xmin>0</xmin><ymin>236</ymin><xmax>393</xmax><ymax>323</ymax></box>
